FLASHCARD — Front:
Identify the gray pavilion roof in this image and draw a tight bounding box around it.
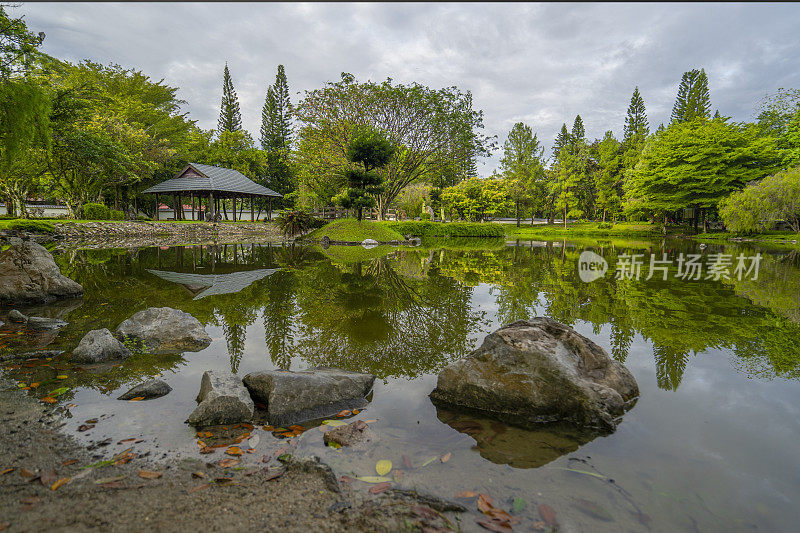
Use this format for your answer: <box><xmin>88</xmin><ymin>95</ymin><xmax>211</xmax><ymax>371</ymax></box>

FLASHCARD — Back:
<box><xmin>142</xmin><ymin>163</ymin><xmax>282</xmax><ymax>197</ymax></box>
<box><xmin>147</xmin><ymin>268</ymin><xmax>279</xmax><ymax>300</ymax></box>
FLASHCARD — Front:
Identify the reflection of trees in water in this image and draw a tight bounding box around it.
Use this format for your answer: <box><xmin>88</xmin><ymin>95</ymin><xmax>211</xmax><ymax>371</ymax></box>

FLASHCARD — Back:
<box><xmin>653</xmin><ymin>344</ymin><xmax>691</xmax><ymax>391</ymax></box>
<box><xmin>263</xmin><ymin>270</ymin><xmax>297</xmax><ymax>370</ymax></box>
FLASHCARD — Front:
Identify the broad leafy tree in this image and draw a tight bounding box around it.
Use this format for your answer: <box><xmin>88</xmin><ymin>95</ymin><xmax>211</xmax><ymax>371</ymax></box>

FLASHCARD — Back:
<box><xmin>499</xmin><ymin>122</ymin><xmax>546</xmax><ymax>226</ymax></box>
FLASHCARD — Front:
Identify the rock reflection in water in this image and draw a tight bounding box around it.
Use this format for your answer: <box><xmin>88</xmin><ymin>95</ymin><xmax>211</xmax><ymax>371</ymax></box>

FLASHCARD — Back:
<box><xmin>435</xmin><ymin>407</ymin><xmax>596</xmax><ymax>468</ymax></box>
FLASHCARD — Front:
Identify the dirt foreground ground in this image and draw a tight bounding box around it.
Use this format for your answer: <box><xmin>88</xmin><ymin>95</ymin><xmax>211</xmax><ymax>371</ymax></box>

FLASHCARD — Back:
<box><xmin>0</xmin><ymin>379</ymin><xmax>460</xmax><ymax>532</ymax></box>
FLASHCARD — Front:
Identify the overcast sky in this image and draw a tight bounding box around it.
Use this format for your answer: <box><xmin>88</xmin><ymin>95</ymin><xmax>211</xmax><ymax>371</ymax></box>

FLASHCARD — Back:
<box><xmin>15</xmin><ymin>2</ymin><xmax>800</xmax><ymax>174</ymax></box>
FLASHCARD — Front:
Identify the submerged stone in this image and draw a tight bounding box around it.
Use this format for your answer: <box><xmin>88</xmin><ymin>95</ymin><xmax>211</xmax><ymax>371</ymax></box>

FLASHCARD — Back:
<box><xmin>186</xmin><ymin>370</ymin><xmax>254</xmax><ymax>426</ymax></box>
<box><xmin>429</xmin><ymin>318</ymin><xmax>639</xmax><ymax>431</ymax></box>
<box><xmin>72</xmin><ymin>328</ymin><xmax>132</xmax><ymax>363</ymax></box>
<box><xmin>242</xmin><ymin>368</ymin><xmax>375</xmax><ymax>426</ymax></box>
<box><xmin>7</xmin><ymin>309</ymin><xmax>27</xmax><ymax>323</ymax></box>
<box><xmin>118</xmin><ymin>379</ymin><xmax>172</xmax><ymax>400</ymax></box>
<box><xmin>0</xmin><ymin>241</ymin><xmax>83</xmax><ymax>303</ymax></box>
<box><xmin>26</xmin><ymin>317</ymin><xmax>68</xmax><ymax>331</ymax></box>
<box><xmin>323</xmin><ymin>419</ymin><xmax>373</xmax><ymax>448</ymax></box>
<box><xmin>115</xmin><ymin>307</ymin><xmax>212</xmax><ymax>354</ymax></box>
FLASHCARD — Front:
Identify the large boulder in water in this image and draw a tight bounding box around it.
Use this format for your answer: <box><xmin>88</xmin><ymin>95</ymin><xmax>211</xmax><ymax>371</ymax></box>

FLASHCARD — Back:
<box><xmin>0</xmin><ymin>242</ymin><xmax>83</xmax><ymax>303</ymax></box>
<box><xmin>115</xmin><ymin>307</ymin><xmax>211</xmax><ymax>354</ymax></box>
<box><xmin>72</xmin><ymin>328</ymin><xmax>132</xmax><ymax>363</ymax></box>
<box><xmin>243</xmin><ymin>368</ymin><xmax>375</xmax><ymax>426</ymax></box>
<box><xmin>186</xmin><ymin>371</ymin><xmax>254</xmax><ymax>426</ymax></box>
<box><xmin>429</xmin><ymin>318</ymin><xmax>639</xmax><ymax>431</ymax></box>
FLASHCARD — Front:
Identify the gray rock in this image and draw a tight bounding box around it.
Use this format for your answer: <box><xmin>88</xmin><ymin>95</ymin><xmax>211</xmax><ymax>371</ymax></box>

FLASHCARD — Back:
<box><xmin>115</xmin><ymin>307</ymin><xmax>211</xmax><ymax>354</ymax></box>
<box><xmin>26</xmin><ymin>317</ymin><xmax>68</xmax><ymax>330</ymax></box>
<box><xmin>429</xmin><ymin>318</ymin><xmax>639</xmax><ymax>431</ymax></box>
<box><xmin>243</xmin><ymin>368</ymin><xmax>375</xmax><ymax>426</ymax></box>
<box><xmin>186</xmin><ymin>371</ymin><xmax>254</xmax><ymax>426</ymax></box>
<box><xmin>320</xmin><ymin>235</ymin><xmax>331</xmax><ymax>248</ymax></box>
<box><xmin>323</xmin><ymin>419</ymin><xmax>373</xmax><ymax>448</ymax></box>
<box><xmin>8</xmin><ymin>309</ymin><xmax>27</xmax><ymax>323</ymax></box>
<box><xmin>0</xmin><ymin>349</ymin><xmax>64</xmax><ymax>362</ymax></box>
<box><xmin>118</xmin><ymin>379</ymin><xmax>172</xmax><ymax>400</ymax></box>
<box><xmin>361</xmin><ymin>238</ymin><xmax>379</xmax><ymax>249</ymax></box>
<box><xmin>0</xmin><ymin>241</ymin><xmax>83</xmax><ymax>303</ymax></box>
<box><xmin>72</xmin><ymin>328</ymin><xmax>132</xmax><ymax>363</ymax></box>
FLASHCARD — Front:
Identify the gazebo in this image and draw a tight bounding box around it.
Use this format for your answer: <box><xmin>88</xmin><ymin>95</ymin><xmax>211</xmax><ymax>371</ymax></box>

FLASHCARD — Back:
<box><xmin>142</xmin><ymin>163</ymin><xmax>282</xmax><ymax>221</ymax></box>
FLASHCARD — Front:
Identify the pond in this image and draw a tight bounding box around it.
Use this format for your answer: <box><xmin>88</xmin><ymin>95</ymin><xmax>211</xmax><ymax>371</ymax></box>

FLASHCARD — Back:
<box><xmin>2</xmin><ymin>238</ymin><xmax>800</xmax><ymax>531</ymax></box>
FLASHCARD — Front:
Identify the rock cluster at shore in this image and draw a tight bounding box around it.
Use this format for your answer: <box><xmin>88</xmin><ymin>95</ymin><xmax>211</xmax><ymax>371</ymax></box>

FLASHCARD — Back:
<box><xmin>0</xmin><ymin>241</ymin><xmax>83</xmax><ymax>303</ymax></box>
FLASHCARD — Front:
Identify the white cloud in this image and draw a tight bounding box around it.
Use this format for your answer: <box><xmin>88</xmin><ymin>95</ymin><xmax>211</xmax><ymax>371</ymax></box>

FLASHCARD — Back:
<box><xmin>16</xmin><ymin>2</ymin><xmax>800</xmax><ymax>173</ymax></box>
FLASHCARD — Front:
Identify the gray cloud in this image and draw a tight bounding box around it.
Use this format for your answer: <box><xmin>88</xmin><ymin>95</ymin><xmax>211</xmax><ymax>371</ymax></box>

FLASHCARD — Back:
<box><xmin>16</xmin><ymin>2</ymin><xmax>800</xmax><ymax>173</ymax></box>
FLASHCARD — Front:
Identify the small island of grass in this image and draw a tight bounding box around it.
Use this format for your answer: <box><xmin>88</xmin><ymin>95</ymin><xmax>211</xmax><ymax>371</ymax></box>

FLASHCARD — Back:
<box><xmin>306</xmin><ymin>219</ymin><xmax>404</xmax><ymax>242</ymax></box>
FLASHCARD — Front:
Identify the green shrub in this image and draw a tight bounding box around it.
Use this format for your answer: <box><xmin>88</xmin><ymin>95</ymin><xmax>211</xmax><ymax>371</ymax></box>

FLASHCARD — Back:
<box><xmin>277</xmin><ymin>209</ymin><xmax>317</xmax><ymax>237</ymax></box>
<box><xmin>6</xmin><ymin>219</ymin><xmax>55</xmax><ymax>233</ymax></box>
<box><xmin>420</xmin><ymin>212</ymin><xmax>431</xmax><ymax>221</ymax></box>
<box><xmin>597</xmin><ymin>222</ymin><xmax>613</xmax><ymax>230</ymax></box>
<box><xmin>383</xmin><ymin>220</ymin><xmax>504</xmax><ymax>238</ymax></box>
<box><xmin>109</xmin><ymin>209</ymin><xmax>124</xmax><ymax>220</ymax></box>
<box><xmin>83</xmin><ymin>203</ymin><xmax>110</xmax><ymax>220</ymax></box>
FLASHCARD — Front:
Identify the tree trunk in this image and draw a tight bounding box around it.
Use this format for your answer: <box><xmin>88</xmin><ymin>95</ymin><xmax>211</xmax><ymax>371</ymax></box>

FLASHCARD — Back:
<box><xmin>563</xmin><ymin>205</ymin><xmax>567</xmax><ymax>229</ymax></box>
<box><xmin>602</xmin><ymin>209</ymin><xmax>606</xmax><ymax>223</ymax></box>
<box><xmin>516</xmin><ymin>201</ymin><xmax>520</xmax><ymax>227</ymax></box>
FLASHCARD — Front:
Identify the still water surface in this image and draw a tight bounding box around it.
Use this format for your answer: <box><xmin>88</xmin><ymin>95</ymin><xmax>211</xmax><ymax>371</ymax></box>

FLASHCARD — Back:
<box><xmin>2</xmin><ymin>238</ymin><xmax>800</xmax><ymax>531</ymax></box>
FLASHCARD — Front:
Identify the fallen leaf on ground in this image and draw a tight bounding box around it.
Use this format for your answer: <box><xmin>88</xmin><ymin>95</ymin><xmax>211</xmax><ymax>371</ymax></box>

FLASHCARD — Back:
<box><xmin>225</xmin><ymin>446</ymin><xmax>244</xmax><ymax>456</ymax></box>
<box><xmin>137</xmin><ymin>470</ymin><xmax>162</xmax><ymax>479</ymax></box>
<box><xmin>196</xmin><ymin>431</ymin><xmax>213</xmax><ymax>439</ymax></box>
<box><xmin>218</xmin><ymin>458</ymin><xmax>240</xmax><ymax>468</ymax></box>
<box><xmin>369</xmin><ymin>481</ymin><xmax>391</xmax><ymax>494</ymax></box>
<box><xmin>356</xmin><ymin>476</ymin><xmax>392</xmax><ymax>483</ymax></box>
<box><xmin>264</xmin><ymin>469</ymin><xmax>284</xmax><ymax>481</ymax></box>
<box><xmin>421</xmin><ymin>456</ymin><xmax>438</xmax><ymax>467</ymax></box>
<box><xmin>40</xmin><ymin>397</ymin><xmax>56</xmax><ymax>404</ymax></box>
<box><xmin>336</xmin><ymin>410</ymin><xmax>352</xmax><ymax>417</ymax></box>
<box><xmin>214</xmin><ymin>477</ymin><xmax>235</xmax><ymax>485</ymax></box>
<box><xmin>478</xmin><ymin>493</ymin><xmax>494</xmax><ymax>513</ymax></box>
<box><xmin>199</xmin><ymin>447</ymin><xmax>214</xmax><ymax>454</ymax></box>
<box><xmin>20</xmin><ymin>468</ymin><xmax>35</xmax><ymax>478</ymax></box>
<box><xmin>476</xmin><ymin>518</ymin><xmax>513</xmax><ymax>532</ymax></box>
<box><xmin>321</xmin><ymin>420</ymin><xmax>347</xmax><ymax>427</ymax></box>
<box><xmin>539</xmin><ymin>504</ymin><xmax>558</xmax><ymax>526</ymax></box>
<box><xmin>340</xmin><ymin>475</ymin><xmax>355</xmax><ymax>484</ymax></box>
<box><xmin>457</xmin><ymin>490</ymin><xmax>478</xmax><ymax>498</ymax></box>
<box><xmin>191</xmin><ymin>471</ymin><xmax>206</xmax><ymax>479</ymax></box>
<box><xmin>376</xmin><ymin>460</ymin><xmax>392</xmax><ymax>476</ymax></box>
<box><xmin>77</xmin><ymin>424</ymin><xmax>94</xmax><ymax>432</ymax></box>
<box><xmin>441</xmin><ymin>452</ymin><xmax>451</xmax><ymax>463</ymax></box>
<box><xmin>288</xmin><ymin>424</ymin><xmax>306</xmax><ymax>432</ymax></box>
<box><xmin>61</xmin><ymin>459</ymin><xmax>78</xmax><ymax>466</ymax></box>
<box><xmin>531</xmin><ymin>521</ymin><xmax>546</xmax><ymax>531</ymax></box>
<box><xmin>100</xmin><ymin>481</ymin><xmax>126</xmax><ymax>490</ymax></box>
<box><xmin>262</xmin><ymin>425</ymin><xmax>274</xmax><ymax>431</ymax></box>
<box><xmin>189</xmin><ymin>483</ymin><xmax>211</xmax><ymax>493</ymax></box>
<box><xmin>51</xmin><ymin>478</ymin><xmax>70</xmax><ymax>490</ymax></box>
<box><xmin>128</xmin><ymin>397</ymin><xmax>145</xmax><ymax>402</ymax></box>
<box><xmin>1</xmin><ymin>468</ymin><xmax>14</xmax><ymax>475</ymax></box>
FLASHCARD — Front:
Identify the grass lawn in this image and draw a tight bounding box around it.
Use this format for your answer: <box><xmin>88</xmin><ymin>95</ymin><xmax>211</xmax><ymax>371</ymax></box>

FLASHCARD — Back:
<box><xmin>307</xmin><ymin>219</ymin><xmax>404</xmax><ymax>242</ymax></box>
<box><xmin>502</xmin><ymin>222</ymin><xmax>663</xmax><ymax>238</ymax></box>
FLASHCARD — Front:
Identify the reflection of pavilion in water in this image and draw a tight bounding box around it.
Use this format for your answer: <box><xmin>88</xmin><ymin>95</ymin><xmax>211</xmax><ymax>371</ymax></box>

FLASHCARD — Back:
<box><xmin>149</xmin><ymin>243</ymin><xmax>281</xmax><ymax>299</ymax></box>
<box><xmin>146</xmin><ymin>268</ymin><xmax>278</xmax><ymax>299</ymax></box>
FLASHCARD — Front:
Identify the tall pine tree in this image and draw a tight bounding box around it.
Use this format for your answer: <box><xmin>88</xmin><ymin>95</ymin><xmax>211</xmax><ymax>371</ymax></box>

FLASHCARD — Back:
<box><xmin>623</xmin><ymin>86</ymin><xmax>649</xmax><ymax>146</ymax></box>
<box><xmin>670</xmin><ymin>68</ymin><xmax>711</xmax><ymax>123</ymax></box>
<box><xmin>218</xmin><ymin>63</ymin><xmax>242</xmax><ymax>133</ymax></box>
<box><xmin>552</xmin><ymin>123</ymin><xmax>570</xmax><ymax>160</ymax></box>
<box><xmin>571</xmin><ymin>115</ymin><xmax>586</xmax><ymax>143</ymax></box>
<box><xmin>260</xmin><ymin>64</ymin><xmax>292</xmax><ymax>153</ymax></box>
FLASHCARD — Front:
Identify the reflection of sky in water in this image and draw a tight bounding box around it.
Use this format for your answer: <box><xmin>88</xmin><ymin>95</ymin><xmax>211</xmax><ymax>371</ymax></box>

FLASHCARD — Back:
<box><xmin>3</xmin><ymin>240</ymin><xmax>800</xmax><ymax>532</ymax></box>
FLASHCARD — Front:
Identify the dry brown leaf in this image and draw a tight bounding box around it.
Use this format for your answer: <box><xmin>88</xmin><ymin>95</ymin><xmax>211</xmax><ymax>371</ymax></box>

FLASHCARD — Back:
<box><xmin>189</xmin><ymin>483</ymin><xmax>211</xmax><ymax>493</ymax></box>
<box><xmin>339</xmin><ymin>475</ymin><xmax>355</xmax><ymax>484</ymax></box>
<box><xmin>199</xmin><ymin>447</ymin><xmax>214</xmax><ymax>454</ymax></box>
<box><xmin>478</xmin><ymin>493</ymin><xmax>495</xmax><ymax>513</ymax></box>
<box><xmin>128</xmin><ymin>397</ymin><xmax>145</xmax><ymax>402</ymax></box>
<box><xmin>137</xmin><ymin>470</ymin><xmax>162</xmax><ymax>480</ymax></box>
<box><xmin>457</xmin><ymin>490</ymin><xmax>478</xmax><ymax>498</ymax></box>
<box><xmin>191</xmin><ymin>471</ymin><xmax>206</xmax><ymax>479</ymax></box>
<box><xmin>225</xmin><ymin>446</ymin><xmax>244</xmax><ymax>456</ymax></box>
<box><xmin>0</xmin><ymin>468</ymin><xmax>14</xmax><ymax>475</ymax></box>
<box><xmin>476</xmin><ymin>518</ymin><xmax>513</xmax><ymax>532</ymax></box>
<box><xmin>61</xmin><ymin>459</ymin><xmax>78</xmax><ymax>466</ymax></box>
<box><xmin>264</xmin><ymin>469</ymin><xmax>284</xmax><ymax>481</ymax></box>
<box><xmin>411</xmin><ymin>505</ymin><xmax>439</xmax><ymax>520</ymax></box>
<box><xmin>19</xmin><ymin>468</ymin><xmax>35</xmax><ymax>478</ymax></box>
<box><xmin>335</xmin><ymin>410</ymin><xmax>352</xmax><ymax>418</ymax></box>
<box><xmin>441</xmin><ymin>452</ymin><xmax>451</xmax><ymax>463</ymax></box>
<box><xmin>39</xmin><ymin>470</ymin><xmax>57</xmax><ymax>487</ymax></box>
<box><xmin>369</xmin><ymin>481</ymin><xmax>391</xmax><ymax>494</ymax></box>
<box><xmin>40</xmin><ymin>397</ymin><xmax>56</xmax><ymax>404</ymax></box>
<box><xmin>50</xmin><ymin>478</ymin><xmax>70</xmax><ymax>491</ymax></box>
<box><xmin>196</xmin><ymin>431</ymin><xmax>213</xmax><ymax>439</ymax></box>
<box><xmin>218</xmin><ymin>458</ymin><xmax>240</xmax><ymax>468</ymax></box>
<box><xmin>539</xmin><ymin>504</ymin><xmax>557</xmax><ymax>526</ymax></box>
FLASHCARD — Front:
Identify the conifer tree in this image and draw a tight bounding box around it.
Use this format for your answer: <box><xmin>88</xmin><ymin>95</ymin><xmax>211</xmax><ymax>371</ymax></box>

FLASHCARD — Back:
<box><xmin>217</xmin><ymin>63</ymin><xmax>242</xmax><ymax>133</ymax></box>
<box><xmin>623</xmin><ymin>86</ymin><xmax>649</xmax><ymax>146</ymax></box>
<box><xmin>571</xmin><ymin>115</ymin><xmax>586</xmax><ymax>144</ymax></box>
<box><xmin>260</xmin><ymin>64</ymin><xmax>293</xmax><ymax>153</ymax></box>
<box><xmin>670</xmin><ymin>68</ymin><xmax>711</xmax><ymax>123</ymax></box>
<box><xmin>552</xmin><ymin>123</ymin><xmax>570</xmax><ymax>160</ymax></box>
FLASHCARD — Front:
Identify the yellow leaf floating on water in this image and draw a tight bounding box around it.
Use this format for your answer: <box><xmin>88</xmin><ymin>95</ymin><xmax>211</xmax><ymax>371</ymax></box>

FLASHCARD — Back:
<box><xmin>356</xmin><ymin>476</ymin><xmax>392</xmax><ymax>483</ymax></box>
<box><xmin>321</xmin><ymin>420</ymin><xmax>347</xmax><ymax>427</ymax></box>
<box><xmin>376</xmin><ymin>460</ymin><xmax>392</xmax><ymax>476</ymax></box>
<box><xmin>56</xmin><ymin>375</ymin><xmax>68</xmax><ymax>380</ymax></box>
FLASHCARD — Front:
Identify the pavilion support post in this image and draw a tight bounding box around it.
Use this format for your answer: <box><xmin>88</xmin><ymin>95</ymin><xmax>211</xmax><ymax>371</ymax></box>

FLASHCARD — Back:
<box><xmin>192</xmin><ymin>195</ymin><xmax>196</xmax><ymax>220</ymax></box>
<box><xmin>250</xmin><ymin>195</ymin><xmax>254</xmax><ymax>222</ymax></box>
<box><xmin>222</xmin><ymin>199</ymin><xmax>228</xmax><ymax>220</ymax></box>
<box><xmin>208</xmin><ymin>192</ymin><xmax>215</xmax><ymax>221</ymax></box>
<box><xmin>268</xmin><ymin>197</ymin><xmax>272</xmax><ymax>221</ymax></box>
<box><xmin>154</xmin><ymin>194</ymin><xmax>159</xmax><ymax>221</ymax></box>
<box><xmin>232</xmin><ymin>196</ymin><xmax>236</xmax><ymax>222</ymax></box>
